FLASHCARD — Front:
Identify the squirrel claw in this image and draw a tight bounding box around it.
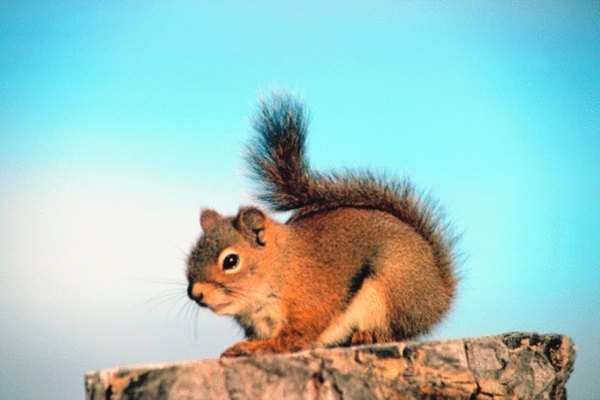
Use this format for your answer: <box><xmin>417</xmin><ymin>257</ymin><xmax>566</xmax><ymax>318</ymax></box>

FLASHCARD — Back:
<box><xmin>350</xmin><ymin>330</ymin><xmax>389</xmax><ymax>346</ymax></box>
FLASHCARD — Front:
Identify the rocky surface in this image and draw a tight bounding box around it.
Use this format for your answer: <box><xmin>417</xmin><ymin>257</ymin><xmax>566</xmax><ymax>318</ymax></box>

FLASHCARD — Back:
<box><xmin>85</xmin><ymin>332</ymin><xmax>575</xmax><ymax>399</ymax></box>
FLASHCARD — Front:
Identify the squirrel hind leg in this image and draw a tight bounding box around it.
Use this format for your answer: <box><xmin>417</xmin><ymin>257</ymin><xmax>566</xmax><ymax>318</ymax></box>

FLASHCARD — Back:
<box><xmin>316</xmin><ymin>279</ymin><xmax>390</xmax><ymax>347</ymax></box>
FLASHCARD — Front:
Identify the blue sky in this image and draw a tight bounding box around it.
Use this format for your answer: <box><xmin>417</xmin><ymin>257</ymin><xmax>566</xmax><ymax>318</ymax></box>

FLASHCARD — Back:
<box><xmin>1</xmin><ymin>2</ymin><xmax>599</xmax><ymax>398</ymax></box>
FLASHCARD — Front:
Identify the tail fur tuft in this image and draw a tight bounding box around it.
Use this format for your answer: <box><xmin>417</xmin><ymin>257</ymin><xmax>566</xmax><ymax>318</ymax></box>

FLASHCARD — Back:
<box><xmin>246</xmin><ymin>92</ymin><xmax>313</xmax><ymax>210</ymax></box>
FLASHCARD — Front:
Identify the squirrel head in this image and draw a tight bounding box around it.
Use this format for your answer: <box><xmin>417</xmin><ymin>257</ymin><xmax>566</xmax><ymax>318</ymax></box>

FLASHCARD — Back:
<box><xmin>186</xmin><ymin>206</ymin><xmax>279</xmax><ymax>316</ymax></box>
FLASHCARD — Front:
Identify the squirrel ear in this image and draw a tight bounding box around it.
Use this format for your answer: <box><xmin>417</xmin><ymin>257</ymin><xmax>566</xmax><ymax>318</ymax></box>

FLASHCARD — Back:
<box><xmin>236</xmin><ymin>207</ymin><xmax>266</xmax><ymax>246</ymax></box>
<box><xmin>200</xmin><ymin>209</ymin><xmax>222</xmax><ymax>232</ymax></box>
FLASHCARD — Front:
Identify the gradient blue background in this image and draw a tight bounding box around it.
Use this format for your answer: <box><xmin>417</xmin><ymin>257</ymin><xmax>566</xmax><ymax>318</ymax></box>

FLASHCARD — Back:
<box><xmin>1</xmin><ymin>2</ymin><xmax>598</xmax><ymax>398</ymax></box>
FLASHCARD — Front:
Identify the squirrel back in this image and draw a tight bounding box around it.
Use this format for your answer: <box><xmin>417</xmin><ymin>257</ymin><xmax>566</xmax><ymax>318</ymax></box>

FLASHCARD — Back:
<box><xmin>247</xmin><ymin>93</ymin><xmax>457</xmax><ymax>290</ymax></box>
<box><xmin>187</xmin><ymin>93</ymin><xmax>459</xmax><ymax>357</ymax></box>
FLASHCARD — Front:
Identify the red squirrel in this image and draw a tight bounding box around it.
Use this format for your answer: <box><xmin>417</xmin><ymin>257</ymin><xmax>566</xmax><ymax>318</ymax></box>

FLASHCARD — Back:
<box><xmin>186</xmin><ymin>93</ymin><xmax>458</xmax><ymax>357</ymax></box>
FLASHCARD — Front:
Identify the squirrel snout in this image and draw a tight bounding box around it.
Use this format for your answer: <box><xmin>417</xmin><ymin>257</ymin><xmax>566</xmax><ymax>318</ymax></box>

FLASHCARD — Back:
<box><xmin>187</xmin><ymin>282</ymin><xmax>206</xmax><ymax>306</ymax></box>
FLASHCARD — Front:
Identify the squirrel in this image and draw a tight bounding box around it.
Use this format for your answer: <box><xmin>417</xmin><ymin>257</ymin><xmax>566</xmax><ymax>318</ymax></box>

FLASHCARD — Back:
<box><xmin>186</xmin><ymin>93</ymin><xmax>458</xmax><ymax>357</ymax></box>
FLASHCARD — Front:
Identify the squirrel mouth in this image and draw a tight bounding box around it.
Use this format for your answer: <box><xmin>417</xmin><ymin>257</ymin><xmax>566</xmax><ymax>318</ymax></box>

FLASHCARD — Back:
<box><xmin>209</xmin><ymin>302</ymin><xmax>232</xmax><ymax>314</ymax></box>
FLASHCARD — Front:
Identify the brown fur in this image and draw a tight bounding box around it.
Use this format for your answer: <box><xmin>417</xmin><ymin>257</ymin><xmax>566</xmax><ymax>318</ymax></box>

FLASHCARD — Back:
<box><xmin>186</xmin><ymin>93</ymin><xmax>458</xmax><ymax>357</ymax></box>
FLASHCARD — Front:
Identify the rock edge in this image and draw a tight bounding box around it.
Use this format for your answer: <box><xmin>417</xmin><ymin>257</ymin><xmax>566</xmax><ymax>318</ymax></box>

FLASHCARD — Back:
<box><xmin>85</xmin><ymin>332</ymin><xmax>575</xmax><ymax>399</ymax></box>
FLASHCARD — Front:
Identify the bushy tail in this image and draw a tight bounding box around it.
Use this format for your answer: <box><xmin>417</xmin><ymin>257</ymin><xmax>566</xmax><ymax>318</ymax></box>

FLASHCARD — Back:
<box><xmin>247</xmin><ymin>93</ymin><xmax>458</xmax><ymax>287</ymax></box>
<box><xmin>246</xmin><ymin>92</ymin><xmax>314</xmax><ymax>210</ymax></box>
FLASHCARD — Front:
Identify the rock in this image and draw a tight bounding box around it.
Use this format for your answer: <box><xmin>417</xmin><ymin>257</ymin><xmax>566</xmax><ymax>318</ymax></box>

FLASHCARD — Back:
<box><xmin>85</xmin><ymin>332</ymin><xmax>575</xmax><ymax>400</ymax></box>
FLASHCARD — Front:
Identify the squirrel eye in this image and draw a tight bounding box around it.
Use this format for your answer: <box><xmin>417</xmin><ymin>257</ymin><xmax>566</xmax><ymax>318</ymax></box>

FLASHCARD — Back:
<box><xmin>222</xmin><ymin>253</ymin><xmax>240</xmax><ymax>271</ymax></box>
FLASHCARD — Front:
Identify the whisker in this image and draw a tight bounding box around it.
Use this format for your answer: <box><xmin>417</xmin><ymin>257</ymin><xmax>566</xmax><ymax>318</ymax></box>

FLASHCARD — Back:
<box><xmin>179</xmin><ymin>298</ymin><xmax>192</xmax><ymax>321</ymax></box>
<box><xmin>193</xmin><ymin>304</ymin><xmax>200</xmax><ymax>342</ymax></box>
<box><xmin>136</xmin><ymin>290</ymin><xmax>186</xmax><ymax>312</ymax></box>
<box><xmin>182</xmin><ymin>300</ymin><xmax>201</xmax><ymax>342</ymax></box>
<box><xmin>167</xmin><ymin>239</ymin><xmax>189</xmax><ymax>258</ymax></box>
<box><xmin>165</xmin><ymin>294</ymin><xmax>186</xmax><ymax>319</ymax></box>
<box><xmin>131</xmin><ymin>277</ymin><xmax>187</xmax><ymax>286</ymax></box>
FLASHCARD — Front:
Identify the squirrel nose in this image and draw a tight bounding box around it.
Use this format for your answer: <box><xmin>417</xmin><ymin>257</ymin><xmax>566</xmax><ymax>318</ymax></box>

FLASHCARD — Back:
<box><xmin>187</xmin><ymin>282</ymin><xmax>205</xmax><ymax>306</ymax></box>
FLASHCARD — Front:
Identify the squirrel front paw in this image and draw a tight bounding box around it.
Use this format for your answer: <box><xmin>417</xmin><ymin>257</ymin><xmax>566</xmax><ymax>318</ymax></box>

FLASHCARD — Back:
<box><xmin>220</xmin><ymin>340</ymin><xmax>277</xmax><ymax>358</ymax></box>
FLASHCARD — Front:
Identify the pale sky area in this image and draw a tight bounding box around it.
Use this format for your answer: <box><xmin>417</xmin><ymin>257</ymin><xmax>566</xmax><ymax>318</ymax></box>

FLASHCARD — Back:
<box><xmin>1</xmin><ymin>2</ymin><xmax>599</xmax><ymax>398</ymax></box>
